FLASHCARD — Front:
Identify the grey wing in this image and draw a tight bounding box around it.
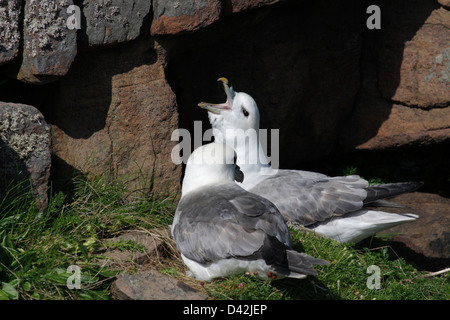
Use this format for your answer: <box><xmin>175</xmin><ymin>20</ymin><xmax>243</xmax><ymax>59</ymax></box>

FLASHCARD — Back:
<box><xmin>249</xmin><ymin>170</ymin><xmax>369</xmax><ymax>226</ymax></box>
<box><xmin>172</xmin><ymin>185</ymin><xmax>291</xmax><ymax>264</ymax></box>
<box><xmin>228</xmin><ymin>190</ymin><xmax>292</xmax><ymax>247</ymax></box>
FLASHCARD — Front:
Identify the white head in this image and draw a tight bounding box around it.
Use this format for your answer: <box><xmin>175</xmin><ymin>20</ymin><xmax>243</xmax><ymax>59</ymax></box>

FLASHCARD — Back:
<box><xmin>181</xmin><ymin>142</ymin><xmax>244</xmax><ymax>196</ymax></box>
<box><xmin>198</xmin><ymin>78</ymin><xmax>260</xmax><ymax>136</ymax></box>
<box><xmin>198</xmin><ymin>78</ymin><xmax>269</xmax><ymax>173</ymax></box>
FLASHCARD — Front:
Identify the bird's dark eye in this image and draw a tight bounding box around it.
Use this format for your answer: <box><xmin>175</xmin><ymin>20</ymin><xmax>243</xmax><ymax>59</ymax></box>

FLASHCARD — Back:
<box><xmin>241</xmin><ymin>107</ymin><xmax>249</xmax><ymax>117</ymax></box>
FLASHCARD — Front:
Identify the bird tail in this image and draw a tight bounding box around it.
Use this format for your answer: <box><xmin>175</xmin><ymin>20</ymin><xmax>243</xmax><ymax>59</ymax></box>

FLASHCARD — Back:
<box><xmin>364</xmin><ymin>181</ymin><xmax>423</xmax><ymax>205</ymax></box>
<box><xmin>282</xmin><ymin>250</ymin><xmax>329</xmax><ymax>279</ymax></box>
<box><xmin>312</xmin><ymin>209</ymin><xmax>419</xmax><ymax>243</ymax></box>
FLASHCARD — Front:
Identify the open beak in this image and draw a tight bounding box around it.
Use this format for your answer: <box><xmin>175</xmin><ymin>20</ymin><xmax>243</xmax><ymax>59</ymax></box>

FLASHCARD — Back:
<box><xmin>198</xmin><ymin>77</ymin><xmax>234</xmax><ymax>114</ymax></box>
<box><xmin>234</xmin><ymin>164</ymin><xmax>244</xmax><ymax>183</ymax></box>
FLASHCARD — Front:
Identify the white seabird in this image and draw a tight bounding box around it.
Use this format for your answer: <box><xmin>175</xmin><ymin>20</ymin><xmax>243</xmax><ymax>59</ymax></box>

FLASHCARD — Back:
<box><xmin>198</xmin><ymin>78</ymin><xmax>421</xmax><ymax>244</ymax></box>
<box><xmin>171</xmin><ymin>142</ymin><xmax>329</xmax><ymax>281</ymax></box>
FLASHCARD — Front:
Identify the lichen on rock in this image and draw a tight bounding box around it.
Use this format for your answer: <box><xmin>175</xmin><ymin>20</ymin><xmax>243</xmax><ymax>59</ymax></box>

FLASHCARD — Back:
<box><xmin>24</xmin><ymin>0</ymin><xmax>70</xmax><ymax>57</ymax></box>
<box><xmin>0</xmin><ymin>103</ymin><xmax>51</xmax><ymax>210</ymax></box>
<box><xmin>0</xmin><ymin>0</ymin><xmax>21</xmax><ymax>65</ymax></box>
<box><xmin>9</xmin><ymin>0</ymin><xmax>78</xmax><ymax>84</ymax></box>
<box><xmin>80</xmin><ymin>0</ymin><xmax>152</xmax><ymax>47</ymax></box>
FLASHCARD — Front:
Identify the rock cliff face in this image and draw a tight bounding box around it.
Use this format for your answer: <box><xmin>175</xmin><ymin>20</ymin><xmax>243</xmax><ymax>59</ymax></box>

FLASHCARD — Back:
<box><xmin>0</xmin><ymin>103</ymin><xmax>51</xmax><ymax>210</ymax></box>
<box><xmin>151</xmin><ymin>0</ymin><xmax>222</xmax><ymax>35</ymax></box>
<box><xmin>381</xmin><ymin>192</ymin><xmax>450</xmax><ymax>269</ymax></box>
<box><xmin>4</xmin><ymin>0</ymin><xmax>78</xmax><ymax>84</ymax></box>
<box><xmin>0</xmin><ymin>0</ymin><xmax>449</xmax><ymax>207</ymax></box>
<box><xmin>79</xmin><ymin>0</ymin><xmax>152</xmax><ymax>47</ymax></box>
<box><xmin>49</xmin><ymin>39</ymin><xmax>180</xmax><ymax>194</ymax></box>
<box><xmin>340</xmin><ymin>0</ymin><xmax>450</xmax><ymax>152</ymax></box>
<box><xmin>0</xmin><ymin>0</ymin><xmax>22</xmax><ymax>66</ymax></box>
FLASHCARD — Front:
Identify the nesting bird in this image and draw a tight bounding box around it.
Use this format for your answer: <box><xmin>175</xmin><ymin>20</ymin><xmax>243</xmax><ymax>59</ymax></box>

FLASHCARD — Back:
<box><xmin>171</xmin><ymin>142</ymin><xmax>328</xmax><ymax>281</ymax></box>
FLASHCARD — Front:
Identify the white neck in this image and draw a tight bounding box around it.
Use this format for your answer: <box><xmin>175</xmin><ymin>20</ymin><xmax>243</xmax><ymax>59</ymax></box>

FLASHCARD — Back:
<box><xmin>181</xmin><ymin>164</ymin><xmax>234</xmax><ymax>196</ymax></box>
<box><xmin>213</xmin><ymin>127</ymin><xmax>274</xmax><ymax>189</ymax></box>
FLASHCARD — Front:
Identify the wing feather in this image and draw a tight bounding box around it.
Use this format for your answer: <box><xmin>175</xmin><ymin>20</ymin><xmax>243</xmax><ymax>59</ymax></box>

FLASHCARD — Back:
<box><xmin>364</xmin><ymin>182</ymin><xmax>423</xmax><ymax>204</ymax></box>
<box><xmin>248</xmin><ymin>170</ymin><xmax>369</xmax><ymax>225</ymax></box>
<box><xmin>172</xmin><ymin>183</ymin><xmax>291</xmax><ymax>264</ymax></box>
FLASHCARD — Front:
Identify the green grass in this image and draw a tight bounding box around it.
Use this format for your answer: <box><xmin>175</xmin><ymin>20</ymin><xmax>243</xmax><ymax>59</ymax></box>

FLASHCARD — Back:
<box><xmin>0</xmin><ymin>173</ymin><xmax>177</xmax><ymax>300</ymax></box>
<box><xmin>0</xmin><ymin>173</ymin><xmax>448</xmax><ymax>300</ymax></box>
<box><xmin>342</xmin><ymin>165</ymin><xmax>385</xmax><ymax>185</ymax></box>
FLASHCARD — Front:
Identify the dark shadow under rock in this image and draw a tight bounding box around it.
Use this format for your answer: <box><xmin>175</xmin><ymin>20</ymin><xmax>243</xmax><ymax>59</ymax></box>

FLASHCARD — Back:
<box><xmin>378</xmin><ymin>192</ymin><xmax>450</xmax><ymax>270</ymax></box>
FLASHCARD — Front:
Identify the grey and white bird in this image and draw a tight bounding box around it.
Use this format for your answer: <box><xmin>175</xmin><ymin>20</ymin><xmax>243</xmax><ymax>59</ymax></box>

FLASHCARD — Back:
<box><xmin>198</xmin><ymin>78</ymin><xmax>421</xmax><ymax>243</ymax></box>
<box><xmin>171</xmin><ymin>142</ymin><xmax>329</xmax><ymax>281</ymax></box>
